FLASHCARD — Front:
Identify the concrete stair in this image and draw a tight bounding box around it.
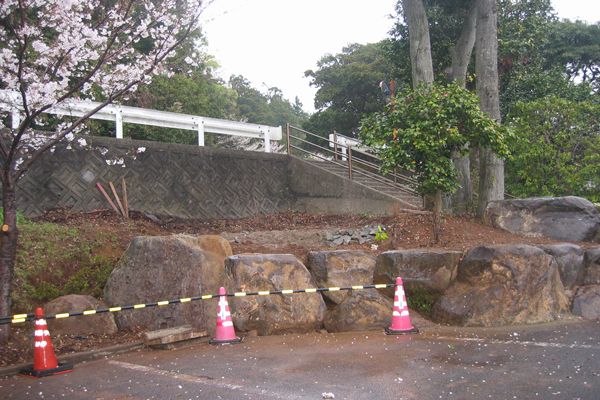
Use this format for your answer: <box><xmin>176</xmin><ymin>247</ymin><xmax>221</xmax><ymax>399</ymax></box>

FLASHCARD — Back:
<box><xmin>305</xmin><ymin>159</ymin><xmax>422</xmax><ymax>209</ymax></box>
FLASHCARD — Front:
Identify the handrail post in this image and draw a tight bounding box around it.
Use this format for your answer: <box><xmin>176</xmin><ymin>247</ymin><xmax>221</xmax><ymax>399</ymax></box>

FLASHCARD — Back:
<box><xmin>348</xmin><ymin>146</ymin><xmax>353</xmax><ymax>180</ymax></box>
<box><xmin>196</xmin><ymin>118</ymin><xmax>205</xmax><ymax>146</ymax></box>
<box><xmin>333</xmin><ymin>131</ymin><xmax>338</xmax><ymax>161</ymax></box>
<box><xmin>264</xmin><ymin>129</ymin><xmax>271</xmax><ymax>153</ymax></box>
<box><xmin>286</xmin><ymin>123</ymin><xmax>291</xmax><ymax>155</ymax></box>
<box><xmin>115</xmin><ymin>107</ymin><xmax>123</xmax><ymax>139</ymax></box>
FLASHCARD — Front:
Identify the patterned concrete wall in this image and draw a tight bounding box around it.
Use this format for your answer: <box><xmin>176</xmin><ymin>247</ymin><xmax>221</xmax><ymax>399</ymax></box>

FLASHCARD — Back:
<box><xmin>16</xmin><ymin>136</ymin><xmax>294</xmax><ymax>219</ymax></box>
<box><xmin>13</xmin><ymin>136</ymin><xmax>405</xmax><ymax>219</ymax></box>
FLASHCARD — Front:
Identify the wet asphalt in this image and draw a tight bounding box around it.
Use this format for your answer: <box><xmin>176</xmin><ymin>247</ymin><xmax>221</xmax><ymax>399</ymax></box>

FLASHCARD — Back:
<box><xmin>1</xmin><ymin>317</ymin><xmax>599</xmax><ymax>400</ymax></box>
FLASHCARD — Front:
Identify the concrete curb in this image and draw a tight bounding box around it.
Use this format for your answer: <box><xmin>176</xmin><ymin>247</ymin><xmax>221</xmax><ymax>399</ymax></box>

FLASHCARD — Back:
<box><xmin>0</xmin><ymin>341</ymin><xmax>143</xmax><ymax>378</ymax></box>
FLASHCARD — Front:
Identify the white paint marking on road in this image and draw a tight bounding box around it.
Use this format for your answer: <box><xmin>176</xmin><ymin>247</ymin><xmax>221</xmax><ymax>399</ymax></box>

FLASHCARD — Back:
<box><xmin>108</xmin><ymin>360</ymin><xmax>303</xmax><ymax>399</ymax></box>
<box><xmin>433</xmin><ymin>336</ymin><xmax>600</xmax><ymax>350</ymax></box>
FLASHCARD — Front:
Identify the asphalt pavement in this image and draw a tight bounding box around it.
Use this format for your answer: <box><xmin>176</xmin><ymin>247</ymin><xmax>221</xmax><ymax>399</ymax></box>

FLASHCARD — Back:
<box><xmin>1</xmin><ymin>317</ymin><xmax>599</xmax><ymax>400</ymax></box>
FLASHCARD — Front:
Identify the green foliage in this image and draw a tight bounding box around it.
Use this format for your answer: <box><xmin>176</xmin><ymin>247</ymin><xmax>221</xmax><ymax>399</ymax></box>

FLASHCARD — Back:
<box><xmin>229</xmin><ymin>75</ymin><xmax>308</xmax><ymax>127</ymax></box>
<box><xmin>304</xmin><ymin>42</ymin><xmax>393</xmax><ymax>136</ymax></box>
<box><xmin>406</xmin><ymin>287</ymin><xmax>438</xmax><ymax>317</ymax></box>
<box><xmin>374</xmin><ymin>226</ymin><xmax>389</xmax><ymax>242</ymax></box>
<box><xmin>505</xmin><ymin>96</ymin><xmax>600</xmax><ymax>201</ymax></box>
<box><xmin>12</xmin><ymin>221</ymin><xmax>119</xmax><ymax>311</ymax></box>
<box><xmin>360</xmin><ymin>83</ymin><xmax>510</xmax><ymax>197</ymax></box>
<box><xmin>544</xmin><ymin>20</ymin><xmax>600</xmax><ymax>88</ymax></box>
<box><xmin>0</xmin><ymin>207</ymin><xmax>29</xmax><ymax>225</ymax></box>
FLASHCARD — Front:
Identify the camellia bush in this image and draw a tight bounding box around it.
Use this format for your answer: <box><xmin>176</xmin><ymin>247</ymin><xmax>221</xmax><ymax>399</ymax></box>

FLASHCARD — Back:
<box><xmin>360</xmin><ymin>82</ymin><xmax>510</xmax><ymax>241</ymax></box>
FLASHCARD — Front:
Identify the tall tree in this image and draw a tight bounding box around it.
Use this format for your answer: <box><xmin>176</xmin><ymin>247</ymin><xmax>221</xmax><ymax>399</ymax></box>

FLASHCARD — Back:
<box><xmin>304</xmin><ymin>42</ymin><xmax>392</xmax><ymax>136</ymax></box>
<box><xmin>448</xmin><ymin>2</ymin><xmax>477</xmax><ymax>212</ymax></box>
<box><xmin>403</xmin><ymin>0</ymin><xmax>434</xmax><ymax>86</ymax></box>
<box><xmin>0</xmin><ymin>0</ymin><xmax>203</xmax><ymax>342</ymax></box>
<box><xmin>476</xmin><ymin>0</ymin><xmax>504</xmax><ymax>217</ymax></box>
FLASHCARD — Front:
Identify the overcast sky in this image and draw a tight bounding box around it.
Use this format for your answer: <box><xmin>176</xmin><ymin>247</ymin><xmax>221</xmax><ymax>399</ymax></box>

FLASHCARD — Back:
<box><xmin>200</xmin><ymin>0</ymin><xmax>600</xmax><ymax>113</ymax></box>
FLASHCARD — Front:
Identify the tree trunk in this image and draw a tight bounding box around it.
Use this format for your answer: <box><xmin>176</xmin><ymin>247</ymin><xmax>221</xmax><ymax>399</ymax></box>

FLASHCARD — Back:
<box><xmin>475</xmin><ymin>0</ymin><xmax>504</xmax><ymax>218</ymax></box>
<box><xmin>448</xmin><ymin>3</ymin><xmax>477</xmax><ymax>214</ymax></box>
<box><xmin>403</xmin><ymin>0</ymin><xmax>434</xmax><ymax>86</ymax></box>
<box><xmin>432</xmin><ymin>190</ymin><xmax>443</xmax><ymax>243</ymax></box>
<box><xmin>450</xmin><ymin>3</ymin><xmax>477</xmax><ymax>85</ymax></box>
<box><xmin>0</xmin><ymin>184</ymin><xmax>18</xmax><ymax>343</ymax></box>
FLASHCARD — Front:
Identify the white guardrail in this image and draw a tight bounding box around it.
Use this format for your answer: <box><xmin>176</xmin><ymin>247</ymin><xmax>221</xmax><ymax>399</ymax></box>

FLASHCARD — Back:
<box><xmin>0</xmin><ymin>90</ymin><xmax>282</xmax><ymax>153</ymax></box>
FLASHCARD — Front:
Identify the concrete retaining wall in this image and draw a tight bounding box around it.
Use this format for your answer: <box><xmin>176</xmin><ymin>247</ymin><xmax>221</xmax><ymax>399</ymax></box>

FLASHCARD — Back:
<box><xmin>13</xmin><ymin>136</ymin><xmax>404</xmax><ymax>219</ymax></box>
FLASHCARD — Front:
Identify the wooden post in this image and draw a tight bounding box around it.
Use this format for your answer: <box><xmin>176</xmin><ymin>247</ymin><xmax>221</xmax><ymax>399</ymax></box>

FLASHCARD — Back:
<box><xmin>95</xmin><ymin>183</ymin><xmax>120</xmax><ymax>215</ymax></box>
<box><xmin>109</xmin><ymin>181</ymin><xmax>126</xmax><ymax>217</ymax></box>
<box><xmin>121</xmin><ymin>177</ymin><xmax>129</xmax><ymax>219</ymax></box>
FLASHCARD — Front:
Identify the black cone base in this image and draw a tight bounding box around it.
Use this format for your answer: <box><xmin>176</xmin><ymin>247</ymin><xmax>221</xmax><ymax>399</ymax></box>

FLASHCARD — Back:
<box><xmin>20</xmin><ymin>362</ymin><xmax>74</xmax><ymax>378</ymax></box>
<box><xmin>209</xmin><ymin>336</ymin><xmax>243</xmax><ymax>345</ymax></box>
<box><xmin>385</xmin><ymin>326</ymin><xmax>419</xmax><ymax>335</ymax></box>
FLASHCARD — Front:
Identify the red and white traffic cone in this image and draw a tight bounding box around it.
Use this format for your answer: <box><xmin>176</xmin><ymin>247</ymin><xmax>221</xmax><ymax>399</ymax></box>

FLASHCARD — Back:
<box><xmin>385</xmin><ymin>277</ymin><xmax>419</xmax><ymax>335</ymax></box>
<box><xmin>209</xmin><ymin>287</ymin><xmax>242</xmax><ymax>345</ymax></box>
<box><xmin>20</xmin><ymin>307</ymin><xmax>73</xmax><ymax>377</ymax></box>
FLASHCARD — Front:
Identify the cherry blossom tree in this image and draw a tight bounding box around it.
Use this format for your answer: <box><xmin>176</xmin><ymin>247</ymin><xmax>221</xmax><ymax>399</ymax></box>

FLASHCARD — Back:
<box><xmin>0</xmin><ymin>0</ymin><xmax>204</xmax><ymax>341</ymax></box>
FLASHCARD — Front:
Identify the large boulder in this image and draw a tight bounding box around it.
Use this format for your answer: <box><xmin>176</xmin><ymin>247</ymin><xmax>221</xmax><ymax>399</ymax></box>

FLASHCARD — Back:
<box><xmin>374</xmin><ymin>249</ymin><xmax>462</xmax><ymax>296</ymax></box>
<box><xmin>485</xmin><ymin>196</ymin><xmax>600</xmax><ymax>242</ymax></box>
<box><xmin>583</xmin><ymin>248</ymin><xmax>600</xmax><ymax>285</ymax></box>
<box><xmin>225</xmin><ymin>254</ymin><xmax>325</xmax><ymax>336</ymax></box>
<box><xmin>571</xmin><ymin>285</ymin><xmax>600</xmax><ymax>320</ymax></box>
<box><xmin>432</xmin><ymin>245</ymin><xmax>569</xmax><ymax>327</ymax></box>
<box><xmin>324</xmin><ymin>291</ymin><xmax>392</xmax><ymax>332</ymax></box>
<box><xmin>538</xmin><ymin>244</ymin><xmax>585</xmax><ymax>290</ymax></box>
<box><xmin>45</xmin><ymin>295</ymin><xmax>117</xmax><ymax>336</ymax></box>
<box><xmin>104</xmin><ymin>234</ymin><xmax>231</xmax><ymax>332</ymax></box>
<box><xmin>307</xmin><ymin>250</ymin><xmax>376</xmax><ymax>304</ymax></box>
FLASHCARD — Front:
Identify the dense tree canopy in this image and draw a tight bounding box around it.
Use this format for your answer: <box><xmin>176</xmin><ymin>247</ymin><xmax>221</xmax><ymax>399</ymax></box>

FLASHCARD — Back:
<box><xmin>304</xmin><ymin>42</ymin><xmax>393</xmax><ymax>136</ymax></box>
<box><xmin>506</xmin><ymin>96</ymin><xmax>600</xmax><ymax>201</ymax></box>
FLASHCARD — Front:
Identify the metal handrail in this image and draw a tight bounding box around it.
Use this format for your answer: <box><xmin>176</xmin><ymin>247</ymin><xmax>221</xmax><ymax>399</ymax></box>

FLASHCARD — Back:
<box><xmin>286</xmin><ymin>124</ymin><xmax>421</xmax><ymax>202</ymax></box>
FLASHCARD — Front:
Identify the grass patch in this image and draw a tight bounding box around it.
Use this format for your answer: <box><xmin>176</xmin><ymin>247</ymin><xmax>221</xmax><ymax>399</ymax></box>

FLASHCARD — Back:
<box><xmin>406</xmin><ymin>287</ymin><xmax>439</xmax><ymax>317</ymax></box>
<box><xmin>12</xmin><ymin>219</ymin><xmax>120</xmax><ymax>312</ymax></box>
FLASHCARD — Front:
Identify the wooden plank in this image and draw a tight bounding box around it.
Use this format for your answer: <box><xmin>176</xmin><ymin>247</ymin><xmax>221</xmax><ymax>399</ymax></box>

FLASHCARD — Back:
<box><xmin>121</xmin><ymin>177</ymin><xmax>129</xmax><ymax>219</ymax></box>
<box><xmin>109</xmin><ymin>181</ymin><xmax>126</xmax><ymax>217</ymax></box>
<box><xmin>95</xmin><ymin>183</ymin><xmax>120</xmax><ymax>215</ymax></box>
<box><xmin>143</xmin><ymin>325</ymin><xmax>208</xmax><ymax>346</ymax></box>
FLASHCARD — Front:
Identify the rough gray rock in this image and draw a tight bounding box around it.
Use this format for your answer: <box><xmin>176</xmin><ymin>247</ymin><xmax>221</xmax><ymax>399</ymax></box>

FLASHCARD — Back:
<box><xmin>307</xmin><ymin>250</ymin><xmax>376</xmax><ymax>304</ymax></box>
<box><xmin>324</xmin><ymin>291</ymin><xmax>392</xmax><ymax>332</ymax></box>
<box><xmin>104</xmin><ymin>234</ymin><xmax>231</xmax><ymax>332</ymax></box>
<box><xmin>432</xmin><ymin>245</ymin><xmax>569</xmax><ymax>327</ymax></box>
<box><xmin>571</xmin><ymin>285</ymin><xmax>600</xmax><ymax>320</ymax></box>
<box><xmin>323</xmin><ymin>226</ymin><xmax>385</xmax><ymax>246</ymax></box>
<box><xmin>538</xmin><ymin>244</ymin><xmax>585</xmax><ymax>290</ymax></box>
<box><xmin>485</xmin><ymin>196</ymin><xmax>600</xmax><ymax>242</ymax></box>
<box><xmin>583</xmin><ymin>248</ymin><xmax>600</xmax><ymax>285</ymax></box>
<box><xmin>374</xmin><ymin>249</ymin><xmax>462</xmax><ymax>296</ymax></box>
<box><xmin>45</xmin><ymin>295</ymin><xmax>117</xmax><ymax>336</ymax></box>
<box><xmin>225</xmin><ymin>254</ymin><xmax>325</xmax><ymax>335</ymax></box>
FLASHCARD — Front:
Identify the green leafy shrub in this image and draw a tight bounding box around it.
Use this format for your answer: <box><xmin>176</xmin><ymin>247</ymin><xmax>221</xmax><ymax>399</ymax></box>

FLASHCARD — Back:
<box><xmin>506</xmin><ymin>96</ymin><xmax>600</xmax><ymax>202</ymax></box>
<box><xmin>374</xmin><ymin>226</ymin><xmax>389</xmax><ymax>242</ymax></box>
<box><xmin>406</xmin><ymin>287</ymin><xmax>439</xmax><ymax>317</ymax></box>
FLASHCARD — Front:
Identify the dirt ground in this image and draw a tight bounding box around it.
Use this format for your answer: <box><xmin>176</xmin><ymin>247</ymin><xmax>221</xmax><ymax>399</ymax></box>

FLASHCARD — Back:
<box><xmin>0</xmin><ymin>208</ymin><xmax>571</xmax><ymax>368</ymax></box>
<box><xmin>35</xmin><ymin>208</ymin><xmax>564</xmax><ymax>262</ymax></box>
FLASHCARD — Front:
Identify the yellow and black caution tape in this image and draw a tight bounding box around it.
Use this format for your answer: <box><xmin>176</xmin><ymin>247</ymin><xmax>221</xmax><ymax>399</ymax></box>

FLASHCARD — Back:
<box><xmin>0</xmin><ymin>283</ymin><xmax>395</xmax><ymax>325</ymax></box>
